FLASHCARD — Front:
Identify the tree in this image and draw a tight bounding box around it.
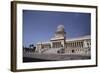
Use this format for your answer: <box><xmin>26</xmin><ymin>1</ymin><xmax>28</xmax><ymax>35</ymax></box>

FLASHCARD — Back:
<box><xmin>29</xmin><ymin>44</ymin><xmax>34</xmax><ymax>49</ymax></box>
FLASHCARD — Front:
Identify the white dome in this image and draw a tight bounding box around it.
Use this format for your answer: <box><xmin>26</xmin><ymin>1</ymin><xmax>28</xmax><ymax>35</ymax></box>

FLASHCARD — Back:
<box><xmin>57</xmin><ymin>25</ymin><xmax>64</xmax><ymax>32</ymax></box>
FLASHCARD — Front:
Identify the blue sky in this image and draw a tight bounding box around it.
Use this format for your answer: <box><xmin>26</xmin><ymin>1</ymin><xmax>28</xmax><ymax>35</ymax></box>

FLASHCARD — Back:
<box><xmin>23</xmin><ymin>10</ymin><xmax>91</xmax><ymax>47</ymax></box>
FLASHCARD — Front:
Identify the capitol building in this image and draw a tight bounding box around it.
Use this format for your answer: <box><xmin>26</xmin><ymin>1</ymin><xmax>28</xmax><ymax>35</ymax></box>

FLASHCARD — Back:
<box><xmin>35</xmin><ymin>25</ymin><xmax>91</xmax><ymax>56</ymax></box>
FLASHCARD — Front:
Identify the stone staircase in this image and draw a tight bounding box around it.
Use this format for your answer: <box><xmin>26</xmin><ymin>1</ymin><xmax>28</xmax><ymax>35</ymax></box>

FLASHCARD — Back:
<box><xmin>41</xmin><ymin>48</ymin><xmax>62</xmax><ymax>54</ymax></box>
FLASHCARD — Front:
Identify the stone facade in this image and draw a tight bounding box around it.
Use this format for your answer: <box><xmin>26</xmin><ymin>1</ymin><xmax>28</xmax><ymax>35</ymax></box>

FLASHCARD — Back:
<box><xmin>35</xmin><ymin>25</ymin><xmax>91</xmax><ymax>56</ymax></box>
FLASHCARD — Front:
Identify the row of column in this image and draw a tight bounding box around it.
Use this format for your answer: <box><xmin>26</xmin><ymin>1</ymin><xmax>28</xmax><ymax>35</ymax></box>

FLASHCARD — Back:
<box><xmin>66</xmin><ymin>41</ymin><xmax>84</xmax><ymax>48</ymax></box>
<box><xmin>36</xmin><ymin>40</ymin><xmax>90</xmax><ymax>49</ymax></box>
<box><xmin>52</xmin><ymin>42</ymin><xmax>61</xmax><ymax>48</ymax></box>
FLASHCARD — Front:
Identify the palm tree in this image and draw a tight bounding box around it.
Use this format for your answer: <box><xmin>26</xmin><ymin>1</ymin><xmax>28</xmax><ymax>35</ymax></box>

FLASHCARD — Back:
<box><xmin>29</xmin><ymin>44</ymin><xmax>34</xmax><ymax>49</ymax></box>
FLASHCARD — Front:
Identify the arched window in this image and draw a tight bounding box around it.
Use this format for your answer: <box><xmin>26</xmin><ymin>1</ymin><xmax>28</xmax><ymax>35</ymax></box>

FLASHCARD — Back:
<box><xmin>72</xmin><ymin>49</ymin><xmax>75</xmax><ymax>53</ymax></box>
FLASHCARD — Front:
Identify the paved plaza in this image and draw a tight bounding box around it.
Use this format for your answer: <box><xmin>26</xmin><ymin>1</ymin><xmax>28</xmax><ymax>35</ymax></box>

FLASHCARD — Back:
<box><xmin>23</xmin><ymin>52</ymin><xmax>90</xmax><ymax>62</ymax></box>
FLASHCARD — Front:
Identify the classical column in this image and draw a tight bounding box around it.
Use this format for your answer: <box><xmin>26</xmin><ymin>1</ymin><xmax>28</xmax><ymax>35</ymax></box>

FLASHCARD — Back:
<box><xmin>77</xmin><ymin>42</ymin><xmax>78</xmax><ymax>48</ymax></box>
<box><xmin>83</xmin><ymin>40</ymin><xmax>88</xmax><ymax>48</ymax></box>
<box><xmin>75</xmin><ymin>42</ymin><xmax>76</xmax><ymax>47</ymax></box>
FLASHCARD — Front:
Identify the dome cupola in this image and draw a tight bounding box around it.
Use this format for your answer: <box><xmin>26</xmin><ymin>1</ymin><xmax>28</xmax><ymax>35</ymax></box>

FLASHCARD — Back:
<box><xmin>57</xmin><ymin>25</ymin><xmax>64</xmax><ymax>32</ymax></box>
